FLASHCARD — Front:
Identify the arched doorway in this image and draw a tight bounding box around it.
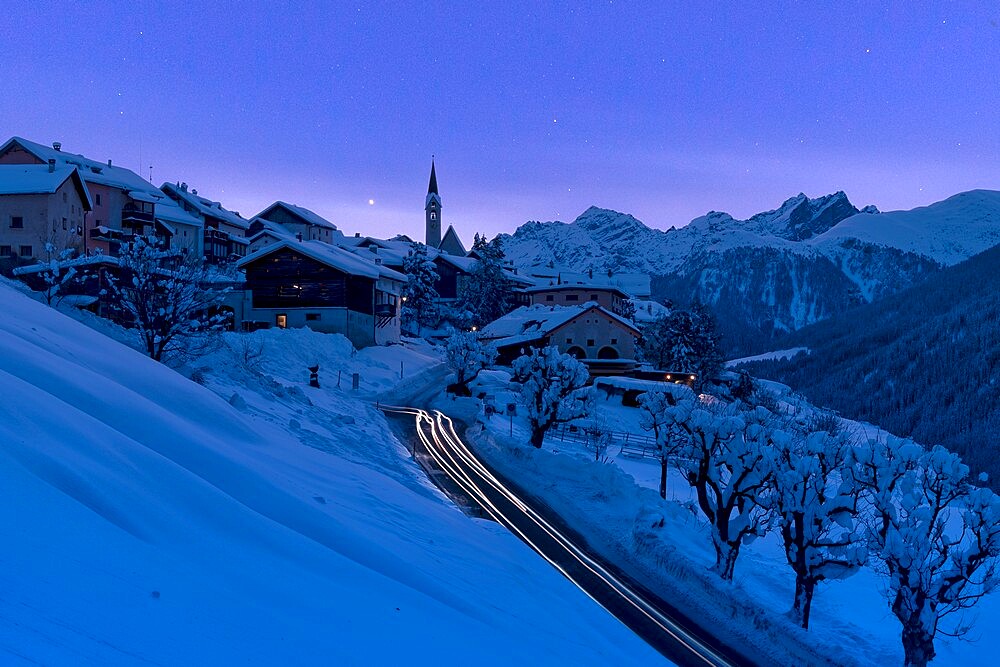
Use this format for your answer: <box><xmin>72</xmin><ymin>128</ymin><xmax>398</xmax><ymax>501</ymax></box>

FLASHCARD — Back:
<box><xmin>597</xmin><ymin>346</ymin><xmax>619</xmax><ymax>360</ymax></box>
<box><xmin>566</xmin><ymin>346</ymin><xmax>586</xmax><ymax>359</ymax></box>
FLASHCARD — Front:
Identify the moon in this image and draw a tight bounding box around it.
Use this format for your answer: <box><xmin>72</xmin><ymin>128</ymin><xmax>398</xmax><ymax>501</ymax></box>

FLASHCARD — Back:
<box><xmin>368</xmin><ymin>199</ymin><xmax>375</xmax><ymax>205</ymax></box>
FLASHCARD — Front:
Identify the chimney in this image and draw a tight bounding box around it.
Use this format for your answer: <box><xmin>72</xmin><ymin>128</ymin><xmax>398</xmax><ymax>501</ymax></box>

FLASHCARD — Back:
<box><xmin>52</xmin><ymin>142</ymin><xmax>61</xmax><ymax>151</ymax></box>
<box><xmin>181</xmin><ymin>182</ymin><xmax>188</xmax><ymax>192</ymax></box>
<box><xmin>355</xmin><ymin>232</ymin><xmax>360</xmax><ymax>238</ymax></box>
<box><xmin>47</xmin><ymin>159</ymin><xmax>56</xmax><ymax>173</ymax></box>
<box><xmin>295</xmin><ymin>232</ymin><xmax>303</xmax><ymax>242</ymax></box>
<box><xmin>107</xmin><ymin>159</ymin><xmax>112</xmax><ymax>167</ymax></box>
<box><xmin>192</xmin><ymin>189</ymin><xmax>197</xmax><ymax>195</ymax></box>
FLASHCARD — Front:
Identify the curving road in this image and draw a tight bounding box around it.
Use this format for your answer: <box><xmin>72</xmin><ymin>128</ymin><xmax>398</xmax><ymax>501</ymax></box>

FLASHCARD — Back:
<box><xmin>382</xmin><ymin>405</ymin><xmax>748</xmax><ymax>667</ymax></box>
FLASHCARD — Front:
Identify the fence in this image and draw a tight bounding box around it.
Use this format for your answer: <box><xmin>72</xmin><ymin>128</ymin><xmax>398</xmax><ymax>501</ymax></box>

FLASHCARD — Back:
<box><xmin>547</xmin><ymin>423</ymin><xmax>660</xmax><ymax>459</ymax></box>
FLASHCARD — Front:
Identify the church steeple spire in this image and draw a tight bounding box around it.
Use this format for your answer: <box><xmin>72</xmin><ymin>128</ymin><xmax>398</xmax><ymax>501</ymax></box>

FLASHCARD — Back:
<box><xmin>425</xmin><ymin>158</ymin><xmax>442</xmax><ymax>248</ymax></box>
<box><xmin>427</xmin><ymin>159</ymin><xmax>438</xmax><ymax>196</ymax></box>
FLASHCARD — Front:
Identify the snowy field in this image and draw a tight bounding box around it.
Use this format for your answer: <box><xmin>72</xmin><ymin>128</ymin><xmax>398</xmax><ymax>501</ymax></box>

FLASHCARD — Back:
<box><xmin>0</xmin><ymin>281</ymin><xmax>663</xmax><ymax>666</ymax></box>
<box><xmin>461</xmin><ymin>370</ymin><xmax>1000</xmax><ymax>667</ymax></box>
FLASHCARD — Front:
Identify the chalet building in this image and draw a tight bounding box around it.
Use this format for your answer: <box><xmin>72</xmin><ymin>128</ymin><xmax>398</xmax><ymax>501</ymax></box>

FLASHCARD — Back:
<box><xmin>0</xmin><ymin>163</ymin><xmax>92</xmax><ymax>266</ymax></box>
<box><xmin>0</xmin><ymin>137</ymin><xmax>202</xmax><ymax>258</ymax></box>
<box><xmin>479</xmin><ymin>302</ymin><xmax>641</xmax><ymax>377</ymax></box>
<box><xmin>161</xmin><ymin>182</ymin><xmax>250</xmax><ymax>264</ymax></box>
<box><xmin>251</xmin><ymin>201</ymin><xmax>340</xmax><ymax>245</ymax></box>
<box><xmin>236</xmin><ymin>239</ymin><xmax>405</xmax><ymax>347</ymax></box>
<box><xmin>523</xmin><ymin>284</ymin><xmax>632</xmax><ymax>317</ymax></box>
<box><xmin>523</xmin><ymin>267</ymin><xmax>652</xmax><ymax>299</ymax></box>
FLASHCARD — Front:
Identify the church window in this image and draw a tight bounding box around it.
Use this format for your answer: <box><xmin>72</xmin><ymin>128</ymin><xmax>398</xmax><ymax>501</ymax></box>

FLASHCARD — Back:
<box><xmin>430</xmin><ymin>212</ymin><xmax>437</xmax><ymax>220</ymax></box>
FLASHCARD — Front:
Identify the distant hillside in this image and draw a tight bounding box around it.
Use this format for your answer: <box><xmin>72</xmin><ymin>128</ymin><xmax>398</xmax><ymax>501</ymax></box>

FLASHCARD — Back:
<box><xmin>501</xmin><ymin>190</ymin><xmax>1000</xmax><ymax>355</ymax></box>
<box><xmin>735</xmin><ymin>242</ymin><xmax>1000</xmax><ymax>483</ymax></box>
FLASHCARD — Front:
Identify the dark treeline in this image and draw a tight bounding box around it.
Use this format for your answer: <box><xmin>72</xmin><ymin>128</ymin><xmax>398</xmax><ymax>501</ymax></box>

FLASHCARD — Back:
<box><xmin>738</xmin><ymin>243</ymin><xmax>1000</xmax><ymax>485</ymax></box>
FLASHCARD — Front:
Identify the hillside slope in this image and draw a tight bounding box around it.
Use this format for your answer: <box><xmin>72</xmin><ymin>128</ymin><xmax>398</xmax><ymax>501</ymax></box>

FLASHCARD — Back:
<box><xmin>0</xmin><ymin>281</ymin><xmax>660</xmax><ymax>665</ymax></box>
<box><xmin>734</xmin><ymin>242</ymin><xmax>1000</xmax><ymax>483</ymax></box>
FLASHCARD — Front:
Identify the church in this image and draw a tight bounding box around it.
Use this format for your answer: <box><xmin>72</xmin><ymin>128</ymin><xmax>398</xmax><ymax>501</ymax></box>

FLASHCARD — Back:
<box><xmin>424</xmin><ymin>160</ymin><xmax>466</xmax><ymax>256</ymax></box>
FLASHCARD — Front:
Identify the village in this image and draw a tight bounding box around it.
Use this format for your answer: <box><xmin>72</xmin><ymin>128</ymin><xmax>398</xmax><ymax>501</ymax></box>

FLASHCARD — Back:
<box><xmin>0</xmin><ymin>135</ymin><xmax>673</xmax><ymax>381</ymax></box>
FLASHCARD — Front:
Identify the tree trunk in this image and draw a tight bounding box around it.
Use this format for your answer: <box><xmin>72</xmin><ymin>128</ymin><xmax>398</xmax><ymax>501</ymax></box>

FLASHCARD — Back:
<box><xmin>713</xmin><ymin>540</ymin><xmax>739</xmax><ymax>581</ymax></box>
<box><xmin>530</xmin><ymin>426</ymin><xmax>545</xmax><ymax>448</ymax></box>
<box><xmin>791</xmin><ymin>575</ymin><xmax>816</xmax><ymax>629</ymax></box>
<box><xmin>659</xmin><ymin>458</ymin><xmax>667</xmax><ymax>499</ymax></box>
<box><xmin>902</xmin><ymin>623</ymin><xmax>935</xmax><ymax>667</ymax></box>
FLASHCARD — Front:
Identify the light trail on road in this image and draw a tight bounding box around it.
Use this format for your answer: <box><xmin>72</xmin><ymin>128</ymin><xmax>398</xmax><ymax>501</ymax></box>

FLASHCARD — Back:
<box><xmin>381</xmin><ymin>405</ymin><xmax>741</xmax><ymax>667</ymax></box>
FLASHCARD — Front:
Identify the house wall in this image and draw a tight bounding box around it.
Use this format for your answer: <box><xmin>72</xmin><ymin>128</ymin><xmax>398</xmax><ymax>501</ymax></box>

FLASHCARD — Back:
<box><xmin>0</xmin><ymin>145</ymin><xmax>44</xmax><ymax>165</ymax></box>
<box><xmin>238</xmin><ymin>296</ymin><xmax>377</xmax><ymax>348</ymax></box>
<box><xmin>529</xmin><ymin>287</ymin><xmax>627</xmax><ymax>315</ymax></box>
<box><xmin>260</xmin><ymin>208</ymin><xmax>334</xmax><ymax>244</ymax></box>
<box><xmin>551</xmin><ymin>310</ymin><xmax>638</xmax><ymax>360</ymax></box>
<box><xmin>0</xmin><ymin>179</ymin><xmax>85</xmax><ymax>261</ymax></box>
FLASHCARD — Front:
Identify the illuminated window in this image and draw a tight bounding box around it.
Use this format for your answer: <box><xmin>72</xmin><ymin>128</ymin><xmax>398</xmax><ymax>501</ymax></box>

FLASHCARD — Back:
<box><xmin>276</xmin><ymin>314</ymin><xmax>288</xmax><ymax>328</ymax></box>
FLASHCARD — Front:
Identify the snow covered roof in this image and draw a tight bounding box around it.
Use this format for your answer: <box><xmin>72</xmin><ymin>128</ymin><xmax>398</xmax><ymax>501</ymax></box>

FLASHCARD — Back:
<box><xmin>479</xmin><ymin>303</ymin><xmax>640</xmax><ymax>348</ymax></box>
<box><xmin>522</xmin><ymin>283</ymin><xmax>630</xmax><ymax>298</ymax></box>
<box><xmin>0</xmin><ymin>165</ymin><xmax>92</xmax><ymax>209</ymax></box>
<box><xmin>521</xmin><ymin>269</ymin><xmax>651</xmax><ymax>298</ymax></box>
<box><xmin>256</xmin><ymin>201</ymin><xmax>338</xmax><ymax>230</ymax></box>
<box><xmin>161</xmin><ymin>183</ymin><xmax>250</xmax><ymax>231</ymax></box>
<box><xmin>237</xmin><ymin>239</ymin><xmax>405</xmax><ymax>282</ymax></box>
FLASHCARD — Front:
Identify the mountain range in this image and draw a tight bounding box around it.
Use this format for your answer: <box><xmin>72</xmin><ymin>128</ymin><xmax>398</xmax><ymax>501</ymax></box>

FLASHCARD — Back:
<box><xmin>499</xmin><ymin>190</ymin><xmax>1000</xmax><ymax>354</ymax></box>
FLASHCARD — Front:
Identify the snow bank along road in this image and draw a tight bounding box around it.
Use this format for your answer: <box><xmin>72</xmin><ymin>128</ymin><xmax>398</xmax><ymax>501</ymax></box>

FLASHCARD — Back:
<box><xmin>383</xmin><ymin>406</ymin><xmax>745</xmax><ymax>667</ymax></box>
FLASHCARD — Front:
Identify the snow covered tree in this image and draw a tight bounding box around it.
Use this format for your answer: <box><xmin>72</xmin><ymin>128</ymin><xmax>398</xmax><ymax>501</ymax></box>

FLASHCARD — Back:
<box><xmin>401</xmin><ymin>242</ymin><xmax>439</xmax><ymax>334</ymax></box>
<box><xmin>110</xmin><ymin>236</ymin><xmax>229</xmax><ymax>361</ymax></box>
<box><xmin>731</xmin><ymin>370</ymin><xmax>757</xmax><ymax>404</ymax></box>
<box><xmin>512</xmin><ymin>346</ymin><xmax>595</xmax><ymax>448</ymax></box>
<box><xmin>445</xmin><ymin>330</ymin><xmax>497</xmax><ymax>390</ymax></box>
<box><xmin>619</xmin><ymin>298</ymin><xmax>637</xmax><ymax>323</ymax></box>
<box><xmin>36</xmin><ymin>243</ymin><xmax>79</xmax><ymax>305</ymax></box>
<box><xmin>460</xmin><ymin>234</ymin><xmax>514</xmax><ymax>328</ymax></box>
<box><xmin>637</xmin><ymin>389</ymin><xmax>688</xmax><ymax>499</ymax></box>
<box><xmin>661</xmin><ymin>390</ymin><xmax>775</xmax><ymax>580</ymax></box>
<box><xmin>768</xmin><ymin>430</ymin><xmax>866</xmax><ymax>629</ymax></box>
<box><xmin>585</xmin><ymin>419</ymin><xmax>615</xmax><ymax>463</ymax></box>
<box><xmin>640</xmin><ymin>304</ymin><xmax>722</xmax><ymax>390</ymax></box>
<box><xmin>852</xmin><ymin>438</ymin><xmax>1000</xmax><ymax>667</ymax></box>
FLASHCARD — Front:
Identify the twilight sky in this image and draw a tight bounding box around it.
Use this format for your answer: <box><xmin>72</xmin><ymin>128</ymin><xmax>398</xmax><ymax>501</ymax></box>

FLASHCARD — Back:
<box><xmin>3</xmin><ymin>2</ymin><xmax>999</xmax><ymax>242</ymax></box>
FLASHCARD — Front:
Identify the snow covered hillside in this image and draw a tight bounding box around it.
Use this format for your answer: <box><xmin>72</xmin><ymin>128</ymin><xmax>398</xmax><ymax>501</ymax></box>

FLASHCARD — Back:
<box><xmin>0</xmin><ymin>281</ymin><xmax>661</xmax><ymax>666</ymax></box>
<box><xmin>500</xmin><ymin>190</ymin><xmax>1000</xmax><ymax>353</ymax></box>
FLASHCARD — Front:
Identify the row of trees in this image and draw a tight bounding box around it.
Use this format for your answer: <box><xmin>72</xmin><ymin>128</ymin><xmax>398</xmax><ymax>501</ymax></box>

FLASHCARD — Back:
<box><xmin>637</xmin><ymin>387</ymin><xmax>1000</xmax><ymax>666</ymax></box>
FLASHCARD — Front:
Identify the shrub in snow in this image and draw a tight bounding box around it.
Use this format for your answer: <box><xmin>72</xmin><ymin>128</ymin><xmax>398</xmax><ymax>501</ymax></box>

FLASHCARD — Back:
<box><xmin>767</xmin><ymin>430</ymin><xmax>866</xmax><ymax>629</ymax></box>
<box><xmin>585</xmin><ymin>419</ymin><xmax>615</xmax><ymax>463</ymax></box>
<box><xmin>512</xmin><ymin>346</ymin><xmax>595</xmax><ymax>448</ymax></box>
<box><xmin>445</xmin><ymin>330</ymin><xmax>497</xmax><ymax>390</ymax></box>
<box><xmin>35</xmin><ymin>243</ymin><xmax>80</xmax><ymax>306</ymax></box>
<box><xmin>658</xmin><ymin>388</ymin><xmax>775</xmax><ymax>580</ymax></box>
<box><xmin>852</xmin><ymin>437</ymin><xmax>1000</xmax><ymax>667</ymax></box>
<box><xmin>110</xmin><ymin>236</ymin><xmax>230</xmax><ymax>361</ymax></box>
<box><xmin>401</xmin><ymin>242</ymin><xmax>439</xmax><ymax>334</ymax></box>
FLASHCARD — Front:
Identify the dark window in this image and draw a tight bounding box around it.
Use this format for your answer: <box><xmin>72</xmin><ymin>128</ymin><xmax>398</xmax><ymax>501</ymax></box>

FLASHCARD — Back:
<box><xmin>565</xmin><ymin>294</ymin><xmax>579</xmax><ymax>302</ymax></box>
<box><xmin>305</xmin><ymin>313</ymin><xmax>321</xmax><ymax>321</ymax></box>
<box><xmin>10</xmin><ymin>216</ymin><xmax>23</xmax><ymax>228</ymax></box>
<box><xmin>611</xmin><ymin>338</ymin><xmax>618</xmax><ymax>344</ymax></box>
<box><xmin>62</xmin><ymin>217</ymin><xmax>68</xmax><ymax>230</ymax></box>
<box><xmin>96</xmin><ymin>193</ymin><xmax>102</xmax><ymax>206</ymax></box>
<box><xmin>278</xmin><ymin>285</ymin><xmax>302</xmax><ymax>298</ymax></box>
<box><xmin>19</xmin><ymin>245</ymin><xmax>32</xmax><ymax>257</ymax></box>
<box><xmin>590</xmin><ymin>294</ymin><xmax>598</xmax><ymax>300</ymax></box>
<box><xmin>0</xmin><ymin>245</ymin><xmax>11</xmax><ymax>257</ymax></box>
<box><xmin>545</xmin><ymin>295</ymin><xmax>554</xmax><ymax>302</ymax></box>
<box><xmin>587</xmin><ymin>338</ymin><xmax>595</xmax><ymax>347</ymax></box>
<box><xmin>63</xmin><ymin>192</ymin><xmax>67</xmax><ymax>203</ymax></box>
<box><xmin>565</xmin><ymin>337</ymin><xmax>573</xmax><ymax>344</ymax></box>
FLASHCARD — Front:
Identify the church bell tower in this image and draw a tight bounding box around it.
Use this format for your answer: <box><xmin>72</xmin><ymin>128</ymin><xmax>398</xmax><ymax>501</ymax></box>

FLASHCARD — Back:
<box><xmin>425</xmin><ymin>159</ymin><xmax>442</xmax><ymax>248</ymax></box>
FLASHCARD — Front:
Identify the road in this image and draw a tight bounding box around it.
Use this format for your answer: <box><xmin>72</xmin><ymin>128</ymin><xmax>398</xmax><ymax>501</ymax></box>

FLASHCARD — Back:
<box><xmin>382</xmin><ymin>405</ymin><xmax>749</xmax><ymax>667</ymax></box>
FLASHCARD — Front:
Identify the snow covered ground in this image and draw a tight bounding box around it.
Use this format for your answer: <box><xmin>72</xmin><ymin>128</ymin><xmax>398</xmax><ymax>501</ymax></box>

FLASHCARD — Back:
<box><xmin>725</xmin><ymin>347</ymin><xmax>810</xmax><ymax>367</ymax></box>
<box><xmin>461</xmin><ymin>371</ymin><xmax>1000</xmax><ymax>666</ymax></box>
<box><xmin>0</xmin><ymin>280</ymin><xmax>663</xmax><ymax>666</ymax></box>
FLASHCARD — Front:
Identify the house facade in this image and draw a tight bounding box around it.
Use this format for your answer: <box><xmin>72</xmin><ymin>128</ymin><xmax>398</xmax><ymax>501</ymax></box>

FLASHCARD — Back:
<box><xmin>479</xmin><ymin>303</ymin><xmax>641</xmax><ymax>376</ymax></box>
<box><xmin>0</xmin><ymin>137</ymin><xmax>203</xmax><ymax>258</ymax></box>
<box><xmin>253</xmin><ymin>201</ymin><xmax>339</xmax><ymax>245</ymax></box>
<box><xmin>524</xmin><ymin>284</ymin><xmax>632</xmax><ymax>317</ymax></box>
<box><xmin>236</xmin><ymin>240</ymin><xmax>404</xmax><ymax>347</ymax></box>
<box><xmin>0</xmin><ymin>163</ymin><xmax>92</xmax><ymax>265</ymax></box>
<box><xmin>161</xmin><ymin>182</ymin><xmax>250</xmax><ymax>264</ymax></box>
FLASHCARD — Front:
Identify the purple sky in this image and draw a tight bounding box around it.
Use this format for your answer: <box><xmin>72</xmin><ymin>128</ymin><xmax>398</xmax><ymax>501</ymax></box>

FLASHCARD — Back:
<box><xmin>3</xmin><ymin>2</ymin><xmax>999</xmax><ymax>242</ymax></box>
